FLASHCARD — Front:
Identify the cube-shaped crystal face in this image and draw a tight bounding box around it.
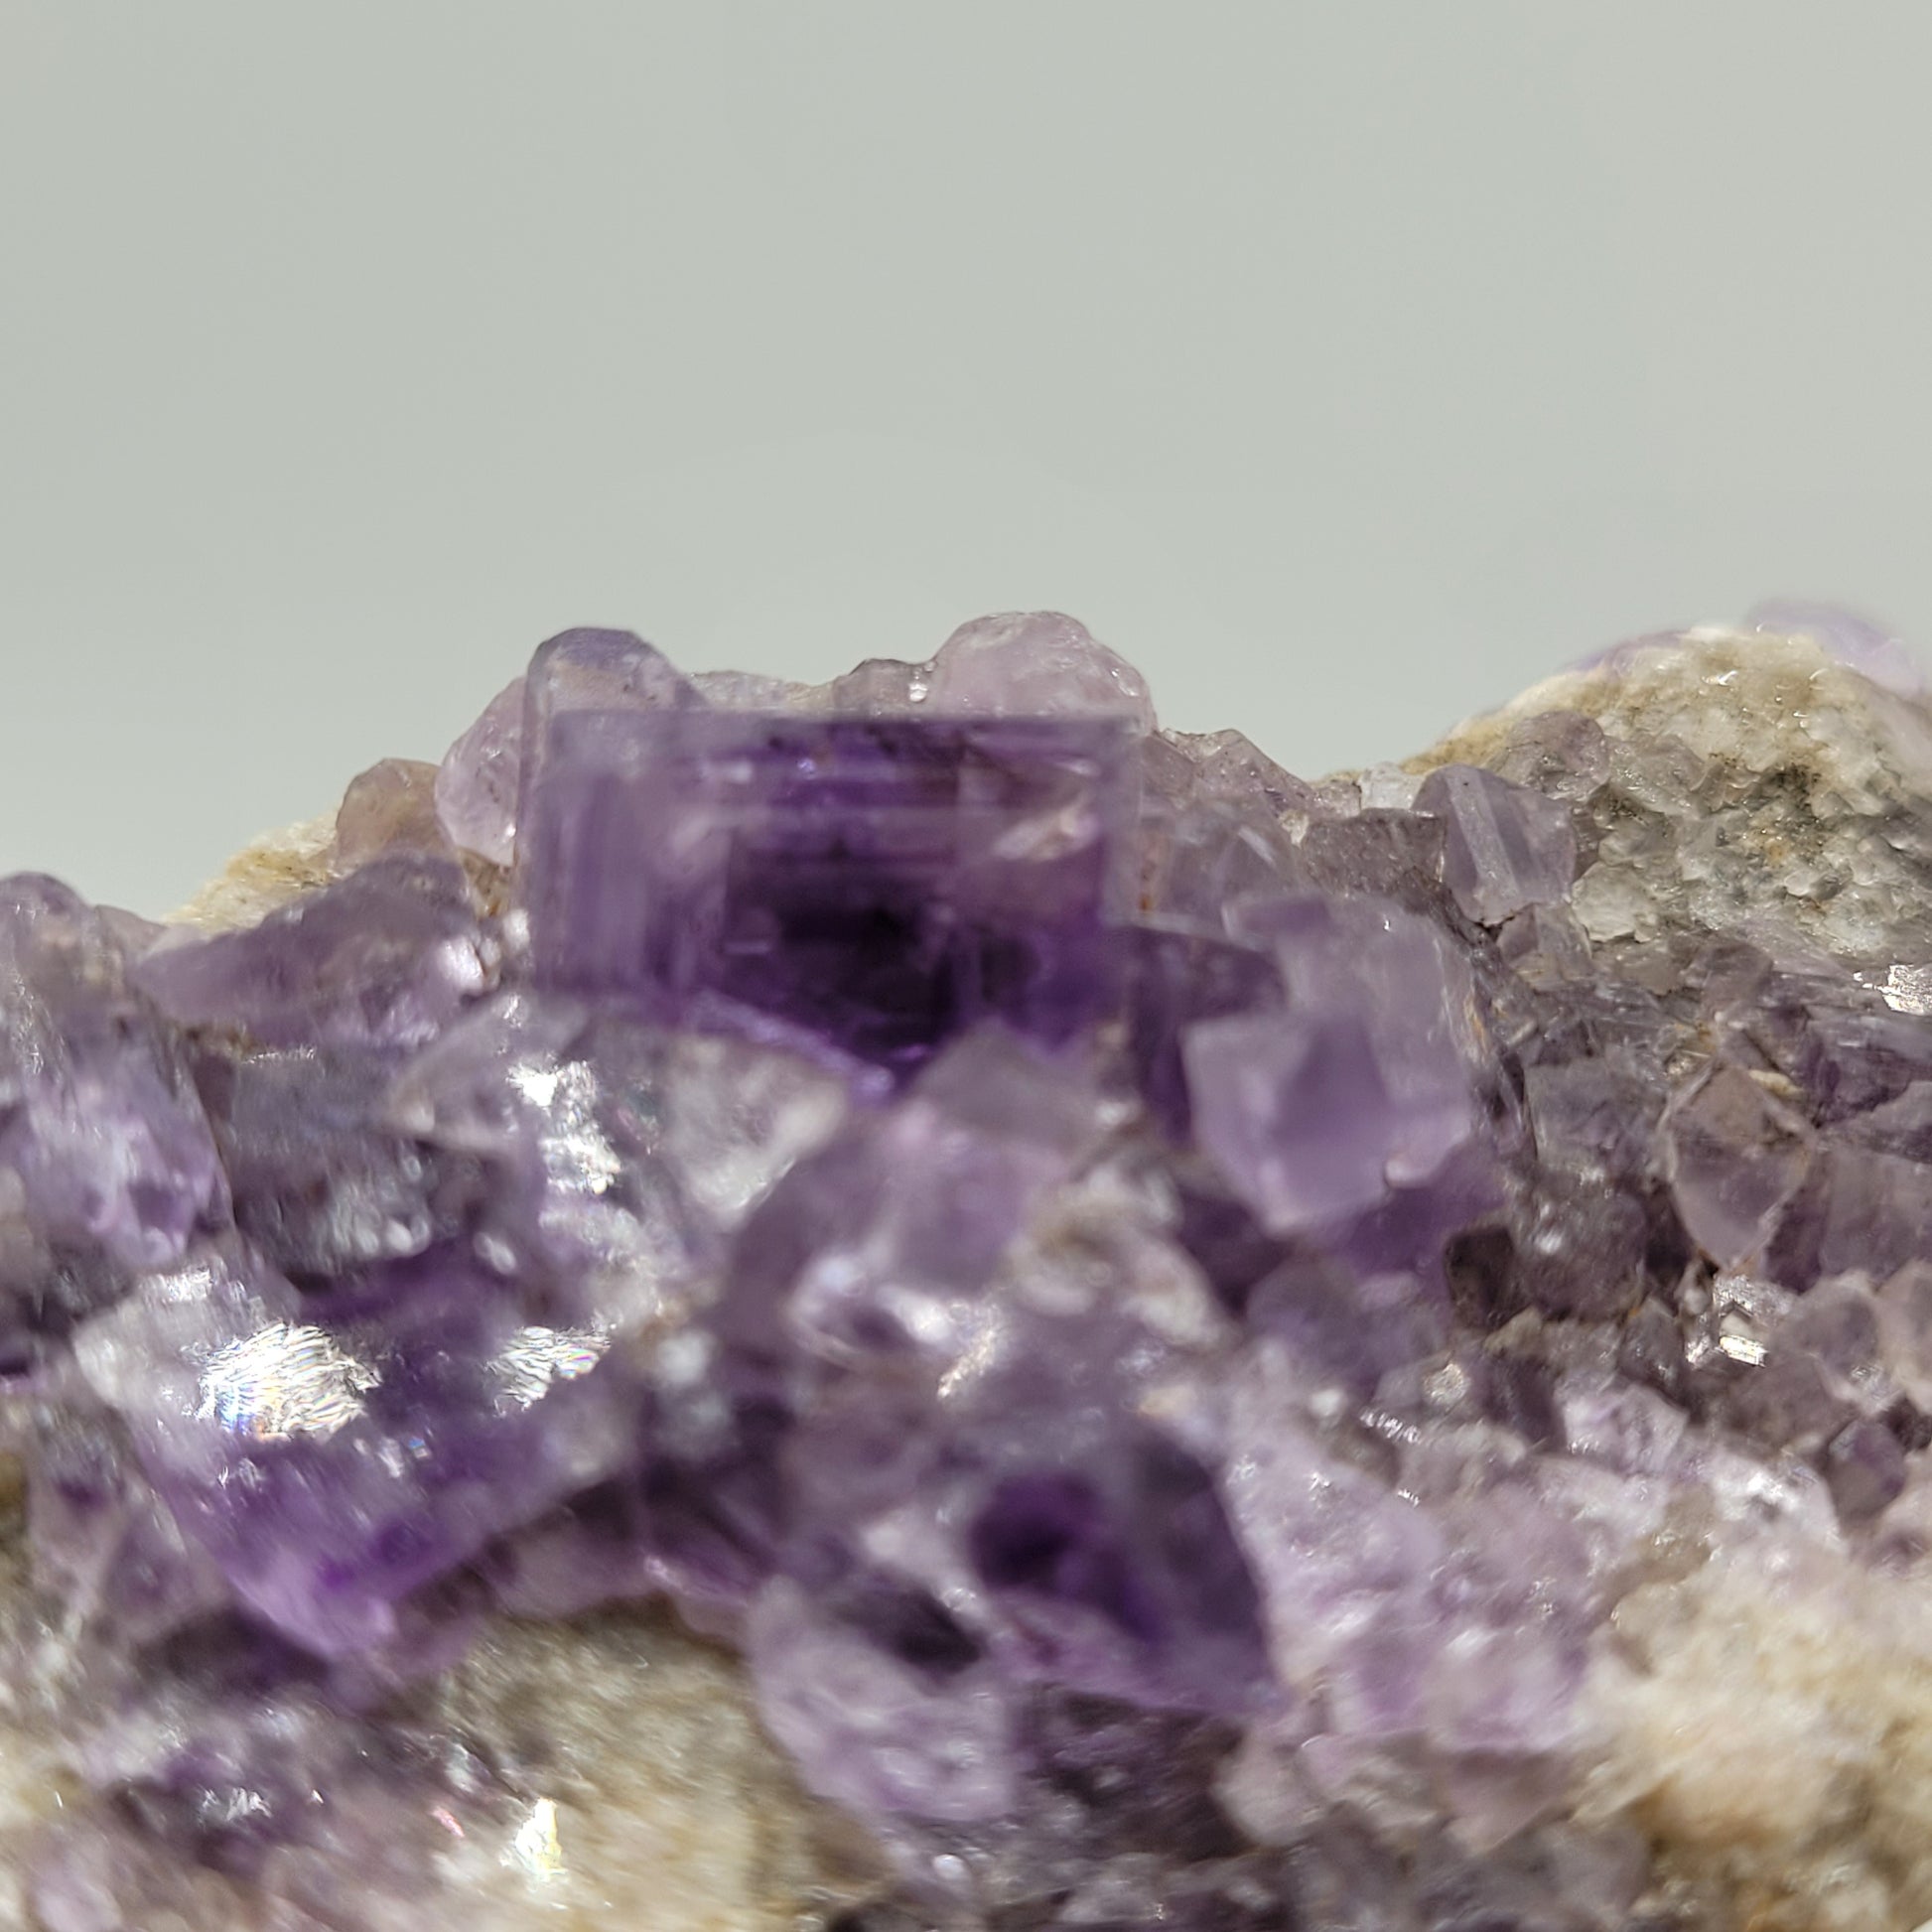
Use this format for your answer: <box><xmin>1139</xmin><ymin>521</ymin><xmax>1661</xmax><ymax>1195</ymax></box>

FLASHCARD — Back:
<box><xmin>521</xmin><ymin>711</ymin><xmax>1137</xmax><ymax>1067</ymax></box>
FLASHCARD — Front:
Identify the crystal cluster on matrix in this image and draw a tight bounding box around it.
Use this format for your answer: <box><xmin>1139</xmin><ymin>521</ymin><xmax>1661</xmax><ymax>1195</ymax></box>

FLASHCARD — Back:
<box><xmin>16</xmin><ymin>607</ymin><xmax>1932</xmax><ymax>1929</ymax></box>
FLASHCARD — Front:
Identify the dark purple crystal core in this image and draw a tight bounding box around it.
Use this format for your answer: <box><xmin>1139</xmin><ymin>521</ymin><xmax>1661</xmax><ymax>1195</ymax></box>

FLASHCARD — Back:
<box><xmin>522</xmin><ymin>709</ymin><xmax>1136</xmax><ymax>1067</ymax></box>
<box><xmin>16</xmin><ymin>605</ymin><xmax>1932</xmax><ymax>1930</ymax></box>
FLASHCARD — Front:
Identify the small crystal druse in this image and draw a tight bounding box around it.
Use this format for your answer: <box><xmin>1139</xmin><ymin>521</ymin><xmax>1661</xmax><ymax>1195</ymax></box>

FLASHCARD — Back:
<box><xmin>11</xmin><ymin>606</ymin><xmax>1932</xmax><ymax>1929</ymax></box>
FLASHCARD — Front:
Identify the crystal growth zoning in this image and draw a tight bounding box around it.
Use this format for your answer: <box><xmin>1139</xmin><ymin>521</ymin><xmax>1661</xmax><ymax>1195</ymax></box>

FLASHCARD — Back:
<box><xmin>520</xmin><ymin>709</ymin><xmax>1135</xmax><ymax>1066</ymax></box>
<box><xmin>15</xmin><ymin>607</ymin><xmax>1932</xmax><ymax>1929</ymax></box>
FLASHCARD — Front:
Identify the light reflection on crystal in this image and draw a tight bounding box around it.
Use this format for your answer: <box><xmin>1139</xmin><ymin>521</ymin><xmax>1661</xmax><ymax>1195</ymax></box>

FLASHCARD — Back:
<box><xmin>1882</xmin><ymin>963</ymin><xmax>1932</xmax><ymax>1015</ymax></box>
<box><xmin>508</xmin><ymin>1060</ymin><xmax>564</xmax><ymax>1109</ymax></box>
<box><xmin>152</xmin><ymin>1259</ymin><xmax>220</xmax><ymax>1306</ymax></box>
<box><xmin>489</xmin><ymin>1324</ymin><xmax>610</xmax><ymax>1409</ymax></box>
<box><xmin>534</xmin><ymin>1060</ymin><xmax>623</xmax><ymax>1197</ymax></box>
<box><xmin>507</xmin><ymin>1796</ymin><xmax>565</xmax><ymax>1882</ymax></box>
<box><xmin>194</xmin><ymin>1323</ymin><xmax>379</xmax><ymax>1441</ymax></box>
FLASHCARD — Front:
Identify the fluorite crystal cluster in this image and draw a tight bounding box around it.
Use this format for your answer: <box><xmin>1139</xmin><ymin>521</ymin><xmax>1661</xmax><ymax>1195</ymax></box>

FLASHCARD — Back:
<box><xmin>15</xmin><ymin>608</ymin><xmax>1932</xmax><ymax>1929</ymax></box>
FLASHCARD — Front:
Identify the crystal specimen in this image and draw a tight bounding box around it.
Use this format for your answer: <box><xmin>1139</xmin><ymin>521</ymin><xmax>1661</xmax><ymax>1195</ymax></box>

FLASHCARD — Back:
<box><xmin>15</xmin><ymin>606</ymin><xmax>1932</xmax><ymax>1931</ymax></box>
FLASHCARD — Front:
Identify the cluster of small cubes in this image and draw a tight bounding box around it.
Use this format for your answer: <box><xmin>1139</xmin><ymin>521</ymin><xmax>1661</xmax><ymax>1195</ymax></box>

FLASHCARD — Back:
<box><xmin>10</xmin><ymin>609</ymin><xmax>1932</xmax><ymax>1930</ymax></box>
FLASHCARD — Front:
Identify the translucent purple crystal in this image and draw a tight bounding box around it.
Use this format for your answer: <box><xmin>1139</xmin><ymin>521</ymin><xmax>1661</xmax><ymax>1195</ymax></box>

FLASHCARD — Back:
<box><xmin>923</xmin><ymin>611</ymin><xmax>1157</xmax><ymax>730</ymax></box>
<box><xmin>133</xmin><ymin>854</ymin><xmax>490</xmax><ymax>1051</ymax></box>
<box><xmin>1414</xmin><ymin>761</ymin><xmax>1578</xmax><ymax>924</ymax></box>
<box><xmin>17</xmin><ymin>606</ymin><xmax>1932</xmax><ymax>1927</ymax></box>
<box><xmin>432</xmin><ymin>674</ymin><xmax>523</xmax><ymax>865</ymax></box>
<box><xmin>1665</xmin><ymin>1062</ymin><xmax>1814</xmax><ymax>1270</ymax></box>
<box><xmin>75</xmin><ymin>1241</ymin><xmax>631</xmax><ymax>1655</ymax></box>
<box><xmin>0</xmin><ymin>877</ymin><xmax>225</xmax><ymax>1277</ymax></box>
<box><xmin>519</xmin><ymin>710</ymin><xmax>1137</xmax><ymax>1067</ymax></box>
<box><xmin>1186</xmin><ymin>896</ymin><xmax>1490</xmax><ymax>1236</ymax></box>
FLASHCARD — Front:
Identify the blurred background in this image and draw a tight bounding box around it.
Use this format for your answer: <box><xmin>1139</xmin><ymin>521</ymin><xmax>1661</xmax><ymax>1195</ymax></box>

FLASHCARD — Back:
<box><xmin>4</xmin><ymin>3</ymin><xmax>1929</xmax><ymax>911</ymax></box>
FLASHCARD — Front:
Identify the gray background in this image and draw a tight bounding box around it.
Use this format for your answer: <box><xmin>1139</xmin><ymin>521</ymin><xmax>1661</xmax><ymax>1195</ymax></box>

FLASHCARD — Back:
<box><xmin>5</xmin><ymin>4</ymin><xmax>1929</xmax><ymax>914</ymax></box>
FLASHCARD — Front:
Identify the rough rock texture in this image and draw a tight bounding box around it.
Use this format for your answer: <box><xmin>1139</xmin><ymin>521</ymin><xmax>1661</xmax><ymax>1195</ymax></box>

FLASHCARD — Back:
<box><xmin>172</xmin><ymin>812</ymin><xmax>337</xmax><ymax>931</ymax></box>
<box><xmin>11</xmin><ymin>603</ymin><xmax>1932</xmax><ymax>1930</ymax></box>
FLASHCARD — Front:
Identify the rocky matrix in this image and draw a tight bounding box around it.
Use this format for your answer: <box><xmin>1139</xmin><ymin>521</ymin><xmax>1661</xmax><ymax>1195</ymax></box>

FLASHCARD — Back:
<box><xmin>11</xmin><ymin>608</ymin><xmax>1932</xmax><ymax>1931</ymax></box>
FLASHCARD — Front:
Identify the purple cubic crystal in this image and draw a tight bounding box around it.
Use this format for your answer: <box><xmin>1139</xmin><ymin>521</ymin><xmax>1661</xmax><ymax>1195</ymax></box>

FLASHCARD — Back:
<box><xmin>0</xmin><ymin>875</ymin><xmax>225</xmax><ymax>1274</ymax></box>
<box><xmin>1186</xmin><ymin>896</ymin><xmax>1488</xmax><ymax>1235</ymax></box>
<box><xmin>925</xmin><ymin>610</ymin><xmax>1156</xmax><ymax>730</ymax></box>
<box><xmin>434</xmin><ymin>627</ymin><xmax>696</xmax><ymax>869</ymax></box>
<box><xmin>133</xmin><ymin>854</ymin><xmax>490</xmax><ymax>1051</ymax></box>
<box><xmin>520</xmin><ymin>709</ymin><xmax>1137</xmax><ymax>1067</ymax></box>
<box><xmin>1664</xmin><ymin>1062</ymin><xmax>1813</xmax><ymax>1269</ymax></box>
<box><xmin>1414</xmin><ymin>762</ymin><xmax>1578</xmax><ymax>925</ymax></box>
<box><xmin>77</xmin><ymin>1241</ymin><xmax>630</xmax><ymax>1656</ymax></box>
<box><xmin>432</xmin><ymin>675</ymin><xmax>524</xmax><ymax>865</ymax></box>
<box><xmin>1124</xmin><ymin>926</ymin><xmax>1283</xmax><ymax>1139</ymax></box>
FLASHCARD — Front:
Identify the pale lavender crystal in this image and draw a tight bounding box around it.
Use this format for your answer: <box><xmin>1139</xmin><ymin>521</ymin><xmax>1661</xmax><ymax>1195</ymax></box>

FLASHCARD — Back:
<box><xmin>1185</xmin><ymin>1007</ymin><xmax>1415</xmax><ymax>1234</ymax></box>
<box><xmin>691</xmin><ymin>666</ymin><xmax>812</xmax><ymax>709</ymax></box>
<box><xmin>1512</xmin><ymin>1057</ymin><xmax>1668</xmax><ymax>1317</ymax></box>
<box><xmin>1664</xmin><ymin>1062</ymin><xmax>1813</xmax><ymax>1268</ymax></box>
<box><xmin>749</xmin><ymin>1577</ymin><xmax>1019</xmax><ymax>1824</ymax></box>
<box><xmin>816</xmin><ymin>656</ymin><xmax>931</xmax><ymax>712</ymax></box>
<box><xmin>1286</xmin><ymin>806</ymin><xmax>1452</xmax><ymax>916</ymax></box>
<box><xmin>1878</xmin><ymin>1261</ymin><xmax>1932</xmax><ymax>1418</ymax></box>
<box><xmin>1496</xmin><ymin>898</ymin><xmax>1595</xmax><ymax>983</ymax></box>
<box><xmin>434</xmin><ymin>626</ymin><xmax>696</xmax><ymax>868</ymax></box>
<box><xmin>924</xmin><ymin>610</ymin><xmax>1156</xmax><ymax>731</ymax></box>
<box><xmin>1823</xmin><ymin>1414</ymin><xmax>1906</xmax><ymax>1520</ymax></box>
<box><xmin>716</xmin><ymin>1027</ymin><xmax>1102</xmax><ymax>1374</ymax></box>
<box><xmin>0</xmin><ymin>877</ymin><xmax>224</xmax><ymax>1272</ymax></box>
<box><xmin>527</xmin><ymin>623</ymin><xmax>696</xmax><ymax>719</ymax></box>
<box><xmin>28</xmin><ymin>1411</ymin><xmax>230</xmax><ymax>1649</ymax></box>
<box><xmin>133</xmin><ymin>854</ymin><xmax>490</xmax><ymax>1051</ymax></box>
<box><xmin>193</xmin><ymin>1040</ymin><xmax>477</xmax><ymax>1277</ymax></box>
<box><xmin>1138</xmin><ymin>792</ymin><xmax>1298</xmax><ymax>932</ymax></box>
<box><xmin>387</xmin><ymin>990</ymin><xmax>857</xmax><ymax>1320</ymax></box>
<box><xmin>1414</xmin><ymin>761</ymin><xmax>1578</xmax><ymax>924</ymax></box>
<box><xmin>1125</xmin><ymin>927</ymin><xmax>1282</xmax><ymax>1138</ymax></box>
<box><xmin>1244</xmin><ymin>1251</ymin><xmax>1449</xmax><ymax>1400</ymax></box>
<box><xmin>432</xmin><ymin>675</ymin><xmax>523</xmax><ymax>865</ymax></box>
<box><xmin>1490</xmin><ymin>709</ymin><xmax>1611</xmax><ymax>801</ymax></box>
<box><xmin>516</xmin><ymin>623</ymin><xmax>696</xmax><ymax>817</ymax></box>
<box><xmin>1186</xmin><ymin>897</ymin><xmax>1486</xmax><ymax>1234</ymax></box>
<box><xmin>380</xmin><ymin>985</ymin><xmax>591</xmax><ymax>1160</ymax></box>
<box><xmin>1167</xmin><ymin>728</ymin><xmax>1318</xmax><ymax>817</ymax></box>
<box><xmin>1844</xmin><ymin>1078</ymin><xmax>1932</xmax><ymax>1160</ymax></box>
<box><xmin>1222</xmin><ymin>1370</ymin><xmax>1445</xmax><ymax>1726</ymax></box>
<box><xmin>1766</xmin><ymin>1141</ymin><xmax>1932</xmax><ymax>1289</ymax></box>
